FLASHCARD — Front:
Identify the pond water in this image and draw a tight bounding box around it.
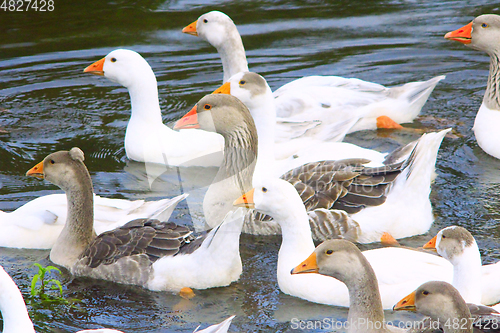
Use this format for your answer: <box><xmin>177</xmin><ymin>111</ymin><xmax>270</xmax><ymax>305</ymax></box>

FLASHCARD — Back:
<box><xmin>1</xmin><ymin>0</ymin><xmax>500</xmax><ymax>332</ymax></box>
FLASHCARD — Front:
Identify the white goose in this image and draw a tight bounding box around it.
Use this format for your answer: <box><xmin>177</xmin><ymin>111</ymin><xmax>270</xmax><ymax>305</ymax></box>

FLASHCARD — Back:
<box><xmin>182</xmin><ymin>11</ymin><xmax>445</xmax><ymax>141</ymax></box>
<box><xmin>0</xmin><ymin>191</ymin><xmax>187</xmax><ymax>250</ymax></box>
<box><xmin>26</xmin><ymin>148</ymin><xmax>244</xmax><ymax>292</ymax></box>
<box><xmin>445</xmin><ymin>14</ymin><xmax>500</xmax><ymax>159</ymax></box>
<box><xmin>212</xmin><ymin>71</ymin><xmax>450</xmax><ymax>167</ymax></box>
<box><xmin>0</xmin><ymin>265</ymin><xmax>234</xmax><ymax>333</ymax></box>
<box><xmin>84</xmin><ymin>49</ymin><xmax>224</xmax><ymax>167</ymax></box>
<box><xmin>176</xmin><ymin>93</ymin><xmax>449</xmax><ymax>243</ymax></box>
<box><xmin>211</xmin><ymin>71</ymin><xmax>397</xmax><ymax>173</ymax></box>
<box><xmin>423</xmin><ymin>226</ymin><xmax>500</xmax><ymax>307</ymax></box>
<box><xmin>233</xmin><ymin>178</ymin><xmax>454</xmax><ymax>309</ymax></box>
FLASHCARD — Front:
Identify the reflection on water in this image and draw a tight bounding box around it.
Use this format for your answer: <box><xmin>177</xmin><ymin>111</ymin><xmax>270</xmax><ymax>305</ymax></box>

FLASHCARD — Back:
<box><xmin>1</xmin><ymin>0</ymin><xmax>500</xmax><ymax>332</ymax></box>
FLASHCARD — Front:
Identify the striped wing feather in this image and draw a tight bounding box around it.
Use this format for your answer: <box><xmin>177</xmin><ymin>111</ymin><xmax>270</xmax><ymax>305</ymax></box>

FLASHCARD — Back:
<box><xmin>281</xmin><ymin>158</ymin><xmax>404</xmax><ymax>214</ymax></box>
<box><xmin>80</xmin><ymin>218</ymin><xmax>195</xmax><ymax>268</ymax></box>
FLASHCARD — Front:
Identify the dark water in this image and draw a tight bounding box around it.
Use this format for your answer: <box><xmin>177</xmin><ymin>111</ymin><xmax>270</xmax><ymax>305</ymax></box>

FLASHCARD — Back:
<box><xmin>2</xmin><ymin>0</ymin><xmax>500</xmax><ymax>332</ymax></box>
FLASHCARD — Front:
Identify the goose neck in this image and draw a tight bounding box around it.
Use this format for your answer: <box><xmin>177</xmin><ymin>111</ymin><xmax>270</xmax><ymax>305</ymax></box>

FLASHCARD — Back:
<box><xmin>203</xmin><ymin>122</ymin><xmax>257</xmax><ymax>227</ymax></box>
<box><xmin>277</xmin><ymin>208</ymin><xmax>316</xmax><ymax>269</ymax></box>
<box><xmin>484</xmin><ymin>53</ymin><xmax>500</xmax><ymax>110</ymax></box>
<box><xmin>0</xmin><ymin>270</ymin><xmax>35</xmax><ymax>333</ymax></box>
<box><xmin>440</xmin><ymin>310</ymin><xmax>473</xmax><ymax>333</ymax></box>
<box><xmin>451</xmin><ymin>245</ymin><xmax>482</xmax><ymax>304</ymax></box>
<box><xmin>252</xmin><ymin>104</ymin><xmax>277</xmax><ymax>184</ymax></box>
<box><xmin>252</xmin><ymin>104</ymin><xmax>277</xmax><ymax>147</ymax></box>
<box><xmin>344</xmin><ymin>260</ymin><xmax>385</xmax><ymax>333</ymax></box>
<box><xmin>127</xmin><ymin>77</ymin><xmax>164</xmax><ymax>124</ymax></box>
<box><xmin>215</xmin><ymin>125</ymin><xmax>258</xmax><ymax>188</ymax></box>
<box><xmin>218</xmin><ymin>31</ymin><xmax>249</xmax><ymax>82</ymax></box>
<box><xmin>51</xmin><ymin>167</ymin><xmax>96</xmax><ymax>269</ymax></box>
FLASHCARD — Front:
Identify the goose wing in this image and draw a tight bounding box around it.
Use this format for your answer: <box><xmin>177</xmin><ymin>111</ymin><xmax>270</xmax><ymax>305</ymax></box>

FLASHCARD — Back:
<box><xmin>79</xmin><ymin>219</ymin><xmax>195</xmax><ymax>268</ymax></box>
<box><xmin>281</xmin><ymin>158</ymin><xmax>403</xmax><ymax>214</ymax></box>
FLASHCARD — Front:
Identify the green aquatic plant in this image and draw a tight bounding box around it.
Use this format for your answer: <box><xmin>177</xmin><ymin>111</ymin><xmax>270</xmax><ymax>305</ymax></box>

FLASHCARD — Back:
<box><xmin>30</xmin><ymin>263</ymin><xmax>64</xmax><ymax>300</ymax></box>
<box><xmin>27</xmin><ymin>264</ymin><xmax>86</xmax><ymax>326</ymax></box>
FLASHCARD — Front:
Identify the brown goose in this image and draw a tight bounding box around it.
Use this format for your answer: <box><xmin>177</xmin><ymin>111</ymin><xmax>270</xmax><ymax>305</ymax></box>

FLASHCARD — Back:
<box><xmin>394</xmin><ymin>281</ymin><xmax>500</xmax><ymax>333</ymax></box>
<box><xmin>290</xmin><ymin>239</ymin><xmax>492</xmax><ymax>332</ymax></box>
<box><xmin>445</xmin><ymin>14</ymin><xmax>500</xmax><ymax>159</ymax></box>
<box><xmin>175</xmin><ymin>92</ymin><xmax>449</xmax><ymax>243</ymax></box>
<box><xmin>26</xmin><ymin>148</ymin><xmax>244</xmax><ymax>291</ymax></box>
<box><xmin>291</xmin><ymin>239</ymin><xmax>410</xmax><ymax>332</ymax></box>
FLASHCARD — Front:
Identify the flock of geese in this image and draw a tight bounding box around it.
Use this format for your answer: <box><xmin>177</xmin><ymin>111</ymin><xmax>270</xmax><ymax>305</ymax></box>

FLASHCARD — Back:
<box><xmin>2</xmin><ymin>10</ymin><xmax>500</xmax><ymax>333</ymax></box>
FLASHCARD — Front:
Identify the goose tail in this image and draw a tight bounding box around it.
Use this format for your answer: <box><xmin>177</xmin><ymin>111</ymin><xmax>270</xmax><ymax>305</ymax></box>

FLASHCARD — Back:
<box><xmin>138</xmin><ymin>193</ymin><xmax>189</xmax><ymax>222</ymax></box>
<box><xmin>193</xmin><ymin>315</ymin><xmax>236</xmax><ymax>333</ymax></box>
<box><xmin>355</xmin><ymin>128</ymin><xmax>450</xmax><ymax>243</ymax></box>
<box><xmin>398</xmin><ymin>128</ymin><xmax>450</xmax><ymax>190</ymax></box>
<box><xmin>389</xmin><ymin>75</ymin><xmax>446</xmax><ymax>120</ymax></box>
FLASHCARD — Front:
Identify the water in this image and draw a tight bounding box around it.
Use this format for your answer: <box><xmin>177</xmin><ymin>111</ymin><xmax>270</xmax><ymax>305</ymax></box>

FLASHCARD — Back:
<box><xmin>1</xmin><ymin>0</ymin><xmax>500</xmax><ymax>331</ymax></box>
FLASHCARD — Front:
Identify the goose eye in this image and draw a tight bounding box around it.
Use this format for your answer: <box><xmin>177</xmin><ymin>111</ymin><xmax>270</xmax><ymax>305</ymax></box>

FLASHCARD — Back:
<box><xmin>204</xmin><ymin>104</ymin><xmax>211</xmax><ymax>110</ymax></box>
<box><xmin>203</xmin><ymin>19</ymin><xmax>208</xmax><ymax>23</ymax></box>
<box><xmin>325</xmin><ymin>249</ymin><xmax>333</xmax><ymax>255</ymax></box>
<box><xmin>481</xmin><ymin>23</ymin><xmax>488</xmax><ymax>28</ymax></box>
<box><xmin>111</xmin><ymin>58</ymin><xmax>117</xmax><ymax>63</ymax></box>
<box><xmin>262</xmin><ymin>187</ymin><xmax>267</xmax><ymax>193</ymax></box>
<box><xmin>422</xmin><ymin>290</ymin><xmax>430</xmax><ymax>296</ymax></box>
<box><xmin>441</xmin><ymin>235</ymin><xmax>446</xmax><ymax>239</ymax></box>
<box><xmin>50</xmin><ymin>159</ymin><xmax>55</xmax><ymax>164</ymax></box>
<box><xmin>239</xmin><ymin>80</ymin><xmax>246</xmax><ymax>85</ymax></box>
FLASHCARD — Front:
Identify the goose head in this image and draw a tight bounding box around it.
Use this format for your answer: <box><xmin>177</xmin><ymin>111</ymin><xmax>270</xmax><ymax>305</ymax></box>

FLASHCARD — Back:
<box><xmin>213</xmin><ymin>72</ymin><xmax>274</xmax><ymax>113</ymax></box>
<box><xmin>394</xmin><ymin>281</ymin><xmax>472</xmax><ymax>330</ymax></box>
<box><xmin>234</xmin><ymin>178</ymin><xmax>306</xmax><ymax>223</ymax></box>
<box><xmin>175</xmin><ymin>94</ymin><xmax>256</xmax><ymax>142</ymax></box>
<box><xmin>445</xmin><ymin>14</ymin><xmax>500</xmax><ymax>55</ymax></box>
<box><xmin>84</xmin><ymin>49</ymin><xmax>156</xmax><ymax>89</ymax></box>
<box><xmin>182</xmin><ymin>11</ymin><xmax>238</xmax><ymax>49</ymax></box>
<box><xmin>290</xmin><ymin>239</ymin><xmax>368</xmax><ymax>283</ymax></box>
<box><xmin>26</xmin><ymin>147</ymin><xmax>89</xmax><ymax>192</ymax></box>
<box><xmin>423</xmin><ymin>226</ymin><xmax>478</xmax><ymax>265</ymax></box>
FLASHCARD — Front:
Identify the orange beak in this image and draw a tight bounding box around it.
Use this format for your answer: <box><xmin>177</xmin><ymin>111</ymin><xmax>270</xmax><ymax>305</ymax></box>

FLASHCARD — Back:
<box><xmin>212</xmin><ymin>81</ymin><xmax>231</xmax><ymax>95</ymax></box>
<box><xmin>26</xmin><ymin>161</ymin><xmax>45</xmax><ymax>179</ymax></box>
<box><xmin>444</xmin><ymin>22</ymin><xmax>472</xmax><ymax>44</ymax></box>
<box><xmin>423</xmin><ymin>235</ymin><xmax>437</xmax><ymax>251</ymax></box>
<box><xmin>233</xmin><ymin>188</ymin><xmax>255</xmax><ymax>208</ymax></box>
<box><xmin>182</xmin><ymin>20</ymin><xmax>198</xmax><ymax>36</ymax></box>
<box><xmin>174</xmin><ymin>105</ymin><xmax>200</xmax><ymax>130</ymax></box>
<box><xmin>393</xmin><ymin>290</ymin><xmax>417</xmax><ymax>311</ymax></box>
<box><xmin>291</xmin><ymin>252</ymin><xmax>319</xmax><ymax>275</ymax></box>
<box><xmin>84</xmin><ymin>57</ymin><xmax>105</xmax><ymax>75</ymax></box>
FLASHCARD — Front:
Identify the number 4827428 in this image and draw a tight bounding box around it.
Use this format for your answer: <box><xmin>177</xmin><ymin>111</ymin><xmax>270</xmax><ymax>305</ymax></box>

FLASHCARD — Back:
<box><xmin>1</xmin><ymin>0</ymin><xmax>54</xmax><ymax>11</ymax></box>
